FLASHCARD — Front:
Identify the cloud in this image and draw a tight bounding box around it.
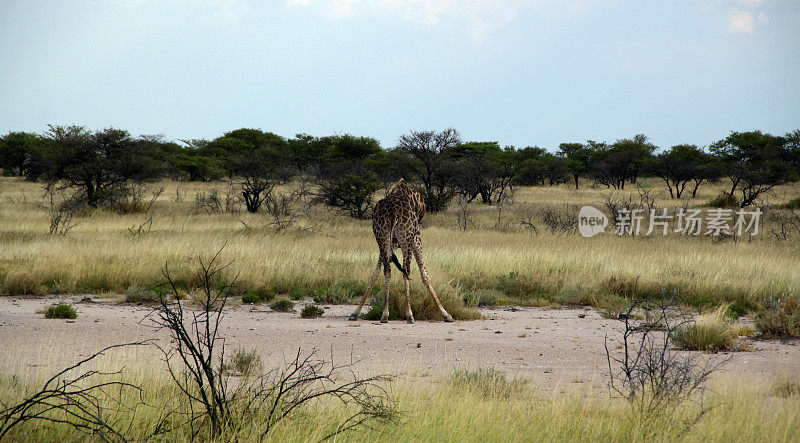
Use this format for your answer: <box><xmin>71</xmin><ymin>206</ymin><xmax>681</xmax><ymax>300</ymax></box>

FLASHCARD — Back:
<box><xmin>728</xmin><ymin>9</ymin><xmax>755</xmax><ymax>34</ymax></box>
<box><xmin>286</xmin><ymin>0</ymin><xmax>596</xmax><ymax>41</ymax></box>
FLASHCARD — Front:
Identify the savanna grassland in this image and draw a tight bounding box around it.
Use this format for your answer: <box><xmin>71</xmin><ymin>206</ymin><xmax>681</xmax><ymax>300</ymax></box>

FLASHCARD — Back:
<box><xmin>1</xmin><ymin>176</ymin><xmax>798</xmax><ymax>313</ymax></box>
<box><xmin>1</xmin><ymin>176</ymin><xmax>800</xmax><ymax>441</ymax></box>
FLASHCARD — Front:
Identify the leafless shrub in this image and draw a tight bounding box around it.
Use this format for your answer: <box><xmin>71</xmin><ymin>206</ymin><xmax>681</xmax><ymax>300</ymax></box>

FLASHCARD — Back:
<box><xmin>636</xmin><ymin>184</ymin><xmax>657</xmax><ymax>212</ymax></box>
<box><xmin>127</xmin><ymin>187</ymin><xmax>164</xmax><ymax>238</ymax></box>
<box><xmin>605</xmin><ymin>293</ymin><xmax>729</xmax><ymax>427</ymax></box>
<box><xmin>771</xmin><ymin>208</ymin><xmax>800</xmax><ymax>242</ymax></box>
<box><xmin>517</xmin><ymin>206</ymin><xmax>540</xmax><ymax>234</ymax></box>
<box><xmin>0</xmin><ymin>342</ymin><xmax>148</xmax><ymax>442</ymax></box>
<box><xmin>222</xmin><ymin>182</ymin><xmax>241</xmax><ymax>213</ymax></box>
<box><xmin>40</xmin><ymin>185</ymin><xmax>83</xmax><ymax>235</ymax></box>
<box><xmin>454</xmin><ymin>196</ymin><xmax>474</xmax><ymax>231</ymax></box>
<box><xmin>148</xmin><ymin>249</ymin><xmax>398</xmax><ymax>439</ymax></box>
<box><xmin>538</xmin><ymin>204</ymin><xmax>578</xmax><ymax>235</ymax></box>
<box><xmin>194</xmin><ymin>189</ymin><xmax>223</xmax><ymax>214</ymax></box>
<box><xmin>263</xmin><ymin>180</ymin><xmax>312</xmax><ymax>231</ymax></box>
<box><xmin>493</xmin><ymin>187</ymin><xmax>515</xmax><ymax>230</ymax></box>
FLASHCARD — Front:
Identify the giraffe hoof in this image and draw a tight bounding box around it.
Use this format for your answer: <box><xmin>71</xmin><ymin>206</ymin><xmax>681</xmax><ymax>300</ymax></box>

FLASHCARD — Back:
<box><xmin>380</xmin><ymin>318</ymin><xmax>388</xmax><ymax>323</ymax></box>
<box><xmin>443</xmin><ymin>314</ymin><xmax>454</xmax><ymax>322</ymax></box>
<box><xmin>348</xmin><ymin>315</ymin><xmax>358</xmax><ymax>321</ymax></box>
<box><xmin>407</xmin><ymin>318</ymin><xmax>415</xmax><ymax>324</ymax></box>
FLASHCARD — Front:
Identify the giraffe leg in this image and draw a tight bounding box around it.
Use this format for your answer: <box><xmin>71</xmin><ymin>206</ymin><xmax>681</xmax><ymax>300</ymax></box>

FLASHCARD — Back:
<box><xmin>403</xmin><ymin>249</ymin><xmax>414</xmax><ymax>323</ymax></box>
<box><xmin>381</xmin><ymin>261</ymin><xmax>391</xmax><ymax>323</ymax></box>
<box><xmin>413</xmin><ymin>241</ymin><xmax>453</xmax><ymax>322</ymax></box>
<box><xmin>350</xmin><ymin>261</ymin><xmax>381</xmax><ymax>321</ymax></box>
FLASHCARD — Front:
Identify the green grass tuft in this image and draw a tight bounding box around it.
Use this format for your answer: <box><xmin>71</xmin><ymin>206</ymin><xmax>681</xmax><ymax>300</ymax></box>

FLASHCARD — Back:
<box><xmin>671</xmin><ymin>305</ymin><xmax>736</xmax><ymax>353</ymax></box>
<box><xmin>449</xmin><ymin>367</ymin><xmax>529</xmax><ymax>399</ymax></box>
<box><xmin>300</xmin><ymin>305</ymin><xmax>325</xmax><ymax>318</ymax></box>
<box><xmin>270</xmin><ymin>298</ymin><xmax>295</xmax><ymax>312</ymax></box>
<box><xmin>44</xmin><ymin>303</ymin><xmax>77</xmax><ymax>319</ymax></box>
<box><xmin>755</xmin><ymin>295</ymin><xmax>800</xmax><ymax>339</ymax></box>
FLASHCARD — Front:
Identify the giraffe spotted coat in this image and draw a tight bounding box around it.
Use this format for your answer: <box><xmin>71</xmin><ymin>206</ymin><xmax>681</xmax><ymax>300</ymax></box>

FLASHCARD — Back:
<box><xmin>349</xmin><ymin>179</ymin><xmax>453</xmax><ymax>323</ymax></box>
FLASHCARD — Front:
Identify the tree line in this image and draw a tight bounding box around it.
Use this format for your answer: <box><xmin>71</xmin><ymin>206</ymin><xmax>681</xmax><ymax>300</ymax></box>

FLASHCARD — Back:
<box><xmin>1</xmin><ymin>125</ymin><xmax>798</xmax><ymax>216</ymax></box>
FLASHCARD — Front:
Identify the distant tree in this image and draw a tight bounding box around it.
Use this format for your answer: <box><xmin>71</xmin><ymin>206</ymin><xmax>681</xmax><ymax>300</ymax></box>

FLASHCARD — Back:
<box><xmin>590</xmin><ymin>135</ymin><xmax>656</xmax><ymax>189</ymax></box>
<box><xmin>315</xmin><ymin>166</ymin><xmax>381</xmax><ymax>219</ymax></box>
<box><xmin>310</xmin><ymin>134</ymin><xmax>386</xmax><ymax>218</ymax></box>
<box><xmin>451</xmin><ymin>141</ymin><xmax>505</xmax><ymax>204</ymax></box>
<box><xmin>514</xmin><ymin>146</ymin><xmax>549</xmax><ymax>186</ymax></box>
<box><xmin>651</xmin><ymin>144</ymin><xmax>713</xmax><ymax>199</ymax></box>
<box><xmin>209</xmin><ymin>129</ymin><xmax>288</xmax><ymax>212</ymax></box>
<box><xmin>542</xmin><ymin>154</ymin><xmax>569</xmax><ymax>186</ymax></box>
<box><xmin>41</xmin><ymin>125</ymin><xmax>160</xmax><ymax>208</ymax></box>
<box><xmin>0</xmin><ymin>131</ymin><xmax>44</xmax><ymax>178</ymax></box>
<box><xmin>710</xmin><ymin>131</ymin><xmax>796</xmax><ymax>207</ymax></box>
<box><xmin>394</xmin><ymin>128</ymin><xmax>461</xmax><ymax>212</ymax></box>
<box><xmin>558</xmin><ymin>142</ymin><xmax>593</xmax><ymax>189</ymax></box>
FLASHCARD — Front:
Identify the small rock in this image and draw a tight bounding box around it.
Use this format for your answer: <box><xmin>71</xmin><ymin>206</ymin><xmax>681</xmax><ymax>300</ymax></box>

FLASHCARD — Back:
<box><xmin>416</xmin><ymin>343</ymin><xmax>421</xmax><ymax>348</ymax></box>
<box><xmin>578</xmin><ymin>313</ymin><xmax>586</xmax><ymax>318</ymax></box>
<box><xmin>495</xmin><ymin>331</ymin><xmax>502</xmax><ymax>334</ymax></box>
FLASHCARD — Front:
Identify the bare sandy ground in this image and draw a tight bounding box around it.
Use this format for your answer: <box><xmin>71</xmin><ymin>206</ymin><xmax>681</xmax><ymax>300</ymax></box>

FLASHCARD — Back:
<box><xmin>1</xmin><ymin>295</ymin><xmax>798</xmax><ymax>391</ymax></box>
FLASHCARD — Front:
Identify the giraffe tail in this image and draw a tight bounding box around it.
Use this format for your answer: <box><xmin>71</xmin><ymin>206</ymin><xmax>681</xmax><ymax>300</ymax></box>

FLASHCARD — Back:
<box><xmin>391</xmin><ymin>253</ymin><xmax>410</xmax><ymax>279</ymax></box>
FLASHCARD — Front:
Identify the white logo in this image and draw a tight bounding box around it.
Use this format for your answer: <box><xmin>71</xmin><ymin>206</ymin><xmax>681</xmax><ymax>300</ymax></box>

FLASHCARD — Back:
<box><xmin>578</xmin><ymin>206</ymin><xmax>608</xmax><ymax>238</ymax></box>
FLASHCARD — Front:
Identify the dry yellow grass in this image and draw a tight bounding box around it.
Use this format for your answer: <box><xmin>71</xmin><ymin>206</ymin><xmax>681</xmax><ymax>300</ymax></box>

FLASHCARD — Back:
<box><xmin>0</xmin><ymin>177</ymin><xmax>798</xmax><ymax>311</ymax></box>
<box><xmin>1</xmin><ymin>347</ymin><xmax>798</xmax><ymax>442</ymax></box>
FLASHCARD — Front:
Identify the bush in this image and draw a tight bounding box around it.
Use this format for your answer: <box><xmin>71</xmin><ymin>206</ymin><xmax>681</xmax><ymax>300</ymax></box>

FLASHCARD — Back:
<box><xmin>363</xmin><ymin>284</ymin><xmax>480</xmax><ymax>321</ymax></box>
<box><xmin>755</xmin><ymin>295</ymin><xmax>800</xmax><ymax>339</ymax></box>
<box><xmin>703</xmin><ymin>193</ymin><xmax>738</xmax><ymax>208</ymax></box>
<box><xmin>223</xmin><ymin>348</ymin><xmax>262</xmax><ymax>377</ymax></box>
<box><xmin>241</xmin><ymin>292</ymin><xmax>260</xmax><ymax>304</ymax></box>
<box><xmin>449</xmin><ymin>368</ymin><xmax>528</xmax><ymax>399</ymax></box>
<box><xmin>300</xmin><ymin>305</ymin><xmax>325</xmax><ymax>318</ymax></box>
<box><xmin>44</xmin><ymin>303</ymin><xmax>77</xmax><ymax>319</ymax></box>
<box><xmin>270</xmin><ymin>298</ymin><xmax>295</xmax><ymax>312</ymax></box>
<box><xmin>2</xmin><ymin>270</ymin><xmax>43</xmax><ymax>295</ymax></box>
<box><xmin>671</xmin><ymin>305</ymin><xmax>736</xmax><ymax>353</ymax></box>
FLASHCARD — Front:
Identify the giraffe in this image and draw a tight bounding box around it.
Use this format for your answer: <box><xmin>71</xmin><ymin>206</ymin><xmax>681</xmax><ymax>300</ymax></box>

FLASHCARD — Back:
<box><xmin>349</xmin><ymin>178</ymin><xmax>454</xmax><ymax>323</ymax></box>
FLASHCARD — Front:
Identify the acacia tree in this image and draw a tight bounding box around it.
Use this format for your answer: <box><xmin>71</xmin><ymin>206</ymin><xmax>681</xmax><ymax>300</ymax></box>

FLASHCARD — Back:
<box><xmin>558</xmin><ymin>142</ymin><xmax>593</xmax><ymax>189</ymax></box>
<box><xmin>0</xmin><ymin>131</ymin><xmax>44</xmax><ymax>177</ymax></box>
<box><xmin>710</xmin><ymin>131</ymin><xmax>796</xmax><ymax>207</ymax></box>
<box><xmin>591</xmin><ymin>135</ymin><xmax>656</xmax><ymax>189</ymax></box>
<box><xmin>206</xmin><ymin>129</ymin><xmax>289</xmax><ymax>212</ymax></box>
<box><xmin>313</xmin><ymin>134</ymin><xmax>385</xmax><ymax>218</ymax></box>
<box><xmin>652</xmin><ymin>144</ymin><xmax>713</xmax><ymax>199</ymax></box>
<box><xmin>394</xmin><ymin>128</ymin><xmax>461</xmax><ymax>212</ymax></box>
<box><xmin>450</xmin><ymin>141</ymin><xmax>506</xmax><ymax>204</ymax></box>
<box><xmin>41</xmin><ymin>125</ymin><xmax>160</xmax><ymax>208</ymax></box>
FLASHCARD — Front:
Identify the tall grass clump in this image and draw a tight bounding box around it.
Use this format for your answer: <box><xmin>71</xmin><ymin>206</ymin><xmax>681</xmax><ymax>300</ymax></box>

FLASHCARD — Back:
<box><xmin>300</xmin><ymin>305</ymin><xmax>325</xmax><ymax>318</ymax></box>
<box><xmin>270</xmin><ymin>298</ymin><xmax>295</xmax><ymax>312</ymax></box>
<box><xmin>223</xmin><ymin>348</ymin><xmax>262</xmax><ymax>377</ymax></box>
<box><xmin>43</xmin><ymin>303</ymin><xmax>77</xmax><ymax>319</ymax></box>
<box><xmin>2</xmin><ymin>270</ymin><xmax>44</xmax><ymax>295</ymax></box>
<box><xmin>363</xmin><ymin>284</ymin><xmax>479</xmax><ymax>321</ymax></box>
<box><xmin>755</xmin><ymin>295</ymin><xmax>800</xmax><ymax>339</ymax></box>
<box><xmin>449</xmin><ymin>367</ymin><xmax>528</xmax><ymax>399</ymax></box>
<box><xmin>770</xmin><ymin>371</ymin><xmax>800</xmax><ymax>398</ymax></box>
<box><xmin>671</xmin><ymin>305</ymin><xmax>736</xmax><ymax>353</ymax></box>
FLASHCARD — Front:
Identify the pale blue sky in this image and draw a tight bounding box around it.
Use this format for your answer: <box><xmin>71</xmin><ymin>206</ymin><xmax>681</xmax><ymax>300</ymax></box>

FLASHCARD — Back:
<box><xmin>1</xmin><ymin>0</ymin><xmax>798</xmax><ymax>150</ymax></box>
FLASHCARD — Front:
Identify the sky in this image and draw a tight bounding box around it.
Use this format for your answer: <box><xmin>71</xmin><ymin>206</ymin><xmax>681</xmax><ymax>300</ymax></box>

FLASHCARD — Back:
<box><xmin>1</xmin><ymin>0</ymin><xmax>798</xmax><ymax>151</ymax></box>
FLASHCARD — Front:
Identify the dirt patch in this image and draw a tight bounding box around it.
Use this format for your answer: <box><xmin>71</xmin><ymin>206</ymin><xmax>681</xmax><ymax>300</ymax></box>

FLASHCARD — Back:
<box><xmin>1</xmin><ymin>295</ymin><xmax>797</xmax><ymax>392</ymax></box>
